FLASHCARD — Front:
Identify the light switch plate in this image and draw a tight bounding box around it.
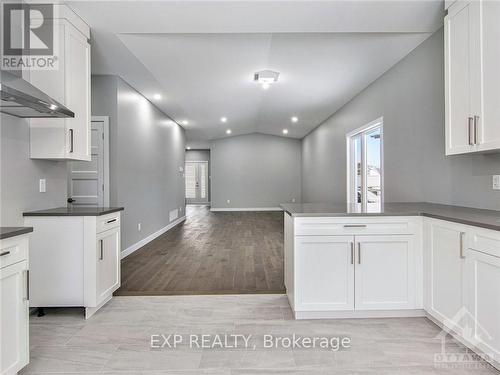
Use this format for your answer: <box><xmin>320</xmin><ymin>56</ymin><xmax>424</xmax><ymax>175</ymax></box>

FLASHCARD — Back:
<box><xmin>493</xmin><ymin>175</ymin><xmax>500</xmax><ymax>190</ymax></box>
<box><xmin>39</xmin><ymin>179</ymin><xmax>46</xmax><ymax>193</ymax></box>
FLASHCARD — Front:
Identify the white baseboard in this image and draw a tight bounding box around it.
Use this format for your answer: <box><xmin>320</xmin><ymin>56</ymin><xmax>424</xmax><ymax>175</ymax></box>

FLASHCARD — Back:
<box><xmin>210</xmin><ymin>207</ymin><xmax>283</xmax><ymax>212</ymax></box>
<box><xmin>121</xmin><ymin>216</ymin><xmax>186</xmax><ymax>259</ymax></box>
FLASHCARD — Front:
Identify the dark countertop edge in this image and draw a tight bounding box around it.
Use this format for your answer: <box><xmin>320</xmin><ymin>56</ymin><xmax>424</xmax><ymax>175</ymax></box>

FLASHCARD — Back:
<box><xmin>23</xmin><ymin>207</ymin><xmax>124</xmax><ymax>217</ymax></box>
<box><xmin>281</xmin><ymin>204</ymin><xmax>500</xmax><ymax>232</ymax></box>
<box><xmin>0</xmin><ymin>227</ymin><xmax>33</xmax><ymax>240</ymax></box>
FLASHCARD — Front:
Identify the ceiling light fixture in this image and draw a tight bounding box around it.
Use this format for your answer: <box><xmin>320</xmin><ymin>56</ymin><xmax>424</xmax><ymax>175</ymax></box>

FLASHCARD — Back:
<box><xmin>254</xmin><ymin>70</ymin><xmax>279</xmax><ymax>90</ymax></box>
<box><xmin>153</xmin><ymin>94</ymin><xmax>162</xmax><ymax>100</ymax></box>
<box><xmin>283</xmin><ymin>129</ymin><xmax>289</xmax><ymax>135</ymax></box>
<box><xmin>220</xmin><ymin>117</ymin><xmax>227</xmax><ymax>123</ymax></box>
<box><xmin>181</xmin><ymin>120</ymin><xmax>188</xmax><ymax>125</ymax></box>
<box><xmin>187</xmin><ymin>146</ymin><xmax>191</xmax><ymax>150</ymax></box>
<box><xmin>291</xmin><ymin>116</ymin><xmax>298</xmax><ymax>123</ymax></box>
<box><xmin>226</xmin><ymin>129</ymin><xmax>232</xmax><ymax>135</ymax></box>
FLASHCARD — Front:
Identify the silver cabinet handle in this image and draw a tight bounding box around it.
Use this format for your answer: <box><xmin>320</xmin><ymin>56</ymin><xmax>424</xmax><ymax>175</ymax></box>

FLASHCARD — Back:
<box><xmin>0</xmin><ymin>251</ymin><xmax>10</xmax><ymax>257</ymax></box>
<box><xmin>69</xmin><ymin>128</ymin><xmax>74</xmax><ymax>153</ymax></box>
<box><xmin>25</xmin><ymin>270</ymin><xmax>29</xmax><ymax>301</ymax></box>
<box><xmin>344</xmin><ymin>224</ymin><xmax>367</xmax><ymax>228</ymax></box>
<box><xmin>460</xmin><ymin>232</ymin><xmax>466</xmax><ymax>259</ymax></box>
<box><xmin>350</xmin><ymin>242</ymin><xmax>354</xmax><ymax>264</ymax></box>
<box><xmin>358</xmin><ymin>243</ymin><xmax>361</xmax><ymax>264</ymax></box>
<box><xmin>106</xmin><ymin>218</ymin><xmax>117</xmax><ymax>224</ymax></box>
<box><xmin>99</xmin><ymin>239</ymin><xmax>104</xmax><ymax>260</ymax></box>
<box><xmin>468</xmin><ymin>117</ymin><xmax>474</xmax><ymax>145</ymax></box>
<box><xmin>473</xmin><ymin>115</ymin><xmax>479</xmax><ymax>145</ymax></box>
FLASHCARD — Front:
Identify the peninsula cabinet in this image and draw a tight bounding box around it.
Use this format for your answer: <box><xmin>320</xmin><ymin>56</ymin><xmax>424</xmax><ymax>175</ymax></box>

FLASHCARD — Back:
<box><xmin>29</xmin><ymin>6</ymin><xmax>91</xmax><ymax>161</ymax></box>
<box><xmin>445</xmin><ymin>0</ymin><xmax>500</xmax><ymax>155</ymax></box>
<box><xmin>0</xmin><ymin>233</ymin><xmax>31</xmax><ymax>375</ymax></box>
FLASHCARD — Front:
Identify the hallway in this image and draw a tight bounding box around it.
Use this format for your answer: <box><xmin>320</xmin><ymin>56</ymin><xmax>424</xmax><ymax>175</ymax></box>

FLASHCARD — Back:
<box><xmin>116</xmin><ymin>206</ymin><xmax>285</xmax><ymax>295</ymax></box>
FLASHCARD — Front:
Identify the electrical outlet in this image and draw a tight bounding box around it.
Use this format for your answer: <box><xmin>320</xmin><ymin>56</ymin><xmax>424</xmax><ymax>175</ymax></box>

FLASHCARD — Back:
<box><xmin>138</xmin><ymin>223</ymin><xmax>142</xmax><ymax>231</ymax></box>
<box><xmin>292</xmin><ymin>198</ymin><xmax>296</xmax><ymax>203</ymax></box>
<box><xmin>39</xmin><ymin>179</ymin><xmax>46</xmax><ymax>193</ymax></box>
<box><xmin>226</xmin><ymin>199</ymin><xmax>231</xmax><ymax>204</ymax></box>
<box><xmin>493</xmin><ymin>175</ymin><xmax>500</xmax><ymax>190</ymax></box>
<box><xmin>179</xmin><ymin>206</ymin><xmax>183</xmax><ymax>212</ymax></box>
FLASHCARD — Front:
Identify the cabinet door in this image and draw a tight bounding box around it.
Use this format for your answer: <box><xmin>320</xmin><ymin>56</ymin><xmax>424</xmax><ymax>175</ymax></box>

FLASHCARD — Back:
<box><xmin>425</xmin><ymin>220</ymin><xmax>466</xmax><ymax>330</ymax></box>
<box><xmin>477</xmin><ymin>0</ymin><xmax>500</xmax><ymax>152</ymax></box>
<box><xmin>295</xmin><ymin>236</ymin><xmax>354</xmax><ymax>311</ymax></box>
<box><xmin>96</xmin><ymin>228</ymin><xmax>121</xmax><ymax>305</ymax></box>
<box><xmin>355</xmin><ymin>235</ymin><xmax>415</xmax><ymax>310</ymax></box>
<box><xmin>445</xmin><ymin>1</ymin><xmax>476</xmax><ymax>155</ymax></box>
<box><xmin>464</xmin><ymin>249</ymin><xmax>500</xmax><ymax>364</ymax></box>
<box><xmin>65</xmin><ymin>24</ymin><xmax>91</xmax><ymax>161</ymax></box>
<box><xmin>0</xmin><ymin>261</ymin><xmax>29</xmax><ymax>375</ymax></box>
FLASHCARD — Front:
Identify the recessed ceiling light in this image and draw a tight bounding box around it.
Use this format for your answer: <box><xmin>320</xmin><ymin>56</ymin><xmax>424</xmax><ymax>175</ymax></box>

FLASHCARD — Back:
<box><xmin>181</xmin><ymin>120</ymin><xmax>188</xmax><ymax>125</ymax></box>
<box><xmin>282</xmin><ymin>129</ymin><xmax>289</xmax><ymax>135</ymax></box>
<box><xmin>153</xmin><ymin>94</ymin><xmax>162</xmax><ymax>100</ymax></box>
<box><xmin>226</xmin><ymin>129</ymin><xmax>232</xmax><ymax>134</ymax></box>
<box><xmin>221</xmin><ymin>117</ymin><xmax>227</xmax><ymax>123</ymax></box>
<box><xmin>187</xmin><ymin>146</ymin><xmax>191</xmax><ymax>150</ymax></box>
<box><xmin>291</xmin><ymin>116</ymin><xmax>298</xmax><ymax>123</ymax></box>
<box><xmin>254</xmin><ymin>70</ymin><xmax>279</xmax><ymax>90</ymax></box>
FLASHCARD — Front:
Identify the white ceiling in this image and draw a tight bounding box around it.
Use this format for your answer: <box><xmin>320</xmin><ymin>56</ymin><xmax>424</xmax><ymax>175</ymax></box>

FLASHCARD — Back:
<box><xmin>68</xmin><ymin>1</ymin><xmax>444</xmax><ymax>147</ymax></box>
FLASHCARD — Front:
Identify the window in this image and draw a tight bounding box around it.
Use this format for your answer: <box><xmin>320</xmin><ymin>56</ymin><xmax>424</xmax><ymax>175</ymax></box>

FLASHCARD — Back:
<box><xmin>346</xmin><ymin>118</ymin><xmax>383</xmax><ymax>212</ymax></box>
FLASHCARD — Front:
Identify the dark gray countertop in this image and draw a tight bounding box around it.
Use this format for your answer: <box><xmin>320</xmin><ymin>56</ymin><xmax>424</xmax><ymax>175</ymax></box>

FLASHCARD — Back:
<box><xmin>23</xmin><ymin>206</ymin><xmax>124</xmax><ymax>217</ymax></box>
<box><xmin>0</xmin><ymin>227</ymin><xmax>33</xmax><ymax>240</ymax></box>
<box><xmin>280</xmin><ymin>202</ymin><xmax>500</xmax><ymax>231</ymax></box>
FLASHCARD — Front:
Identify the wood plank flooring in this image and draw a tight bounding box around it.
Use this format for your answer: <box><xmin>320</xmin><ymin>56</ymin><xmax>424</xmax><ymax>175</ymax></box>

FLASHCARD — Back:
<box><xmin>115</xmin><ymin>205</ymin><xmax>285</xmax><ymax>295</ymax></box>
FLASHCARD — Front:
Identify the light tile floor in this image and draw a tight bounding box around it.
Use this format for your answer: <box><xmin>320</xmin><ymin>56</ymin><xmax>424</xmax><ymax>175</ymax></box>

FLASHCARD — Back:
<box><xmin>21</xmin><ymin>295</ymin><xmax>499</xmax><ymax>374</ymax></box>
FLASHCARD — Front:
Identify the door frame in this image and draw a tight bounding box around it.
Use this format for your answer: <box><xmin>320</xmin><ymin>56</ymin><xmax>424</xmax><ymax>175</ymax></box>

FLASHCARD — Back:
<box><xmin>67</xmin><ymin>116</ymin><xmax>110</xmax><ymax>206</ymax></box>
<box><xmin>185</xmin><ymin>160</ymin><xmax>209</xmax><ymax>205</ymax></box>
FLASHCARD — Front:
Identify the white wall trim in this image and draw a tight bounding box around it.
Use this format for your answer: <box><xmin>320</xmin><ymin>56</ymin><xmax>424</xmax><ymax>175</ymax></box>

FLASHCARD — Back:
<box><xmin>121</xmin><ymin>216</ymin><xmax>186</xmax><ymax>259</ymax></box>
<box><xmin>210</xmin><ymin>207</ymin><xmax>283</xmax><ymax>212</ymax></box>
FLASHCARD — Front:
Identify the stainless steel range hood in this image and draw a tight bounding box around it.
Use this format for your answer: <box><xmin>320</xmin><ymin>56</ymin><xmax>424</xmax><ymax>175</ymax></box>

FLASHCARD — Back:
<box><xmin>0</xmin><ymin>71</ymin><xmax>74</xmax><ymax>118</ymax></box>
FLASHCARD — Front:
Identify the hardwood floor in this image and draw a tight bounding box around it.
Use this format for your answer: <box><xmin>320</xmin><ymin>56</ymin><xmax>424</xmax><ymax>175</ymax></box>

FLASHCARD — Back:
<box><xmin>115</xmin><ymin>205</ymin><xmax>285</xmax><ymax>295</ymax></box>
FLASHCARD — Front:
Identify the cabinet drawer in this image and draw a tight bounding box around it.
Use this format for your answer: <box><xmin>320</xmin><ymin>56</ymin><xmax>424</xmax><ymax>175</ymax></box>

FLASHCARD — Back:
<box><xmin>96</xmin><ymin>213</ymin><xmax>121</xmax><ymax>234</ymax></box>
<box><xmin>469</xmin><ymin>228</ymin><xmax>500</xmax><ymax>259</ymax></box>
<box><xmin>294</xmin><ymin>217</ymin><xmax>417</xmax><ymax>236</ymax></box>
<box><xmin>0</xmin><ymin>236</ymin><xmax>29</xmax><ymax>269</ymax></box>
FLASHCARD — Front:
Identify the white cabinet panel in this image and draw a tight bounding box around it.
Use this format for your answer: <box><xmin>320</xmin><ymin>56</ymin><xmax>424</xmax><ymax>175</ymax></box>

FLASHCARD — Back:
<box><xmin>424</xmin><ymin>220</ymin><xmax>466</xmax><ymax>328</ymax></box>
<box><xmin>0</xmin><ymin>261</ymin><xmax>29</xmax><ymax>375</ymax></box>
<box><xmin>295</xmin><ymin>236</ymin><xmax>354</xmax><ymax>311</ymax></box>
<box><xmin>355</xmin><ymin>235</ymin><xmax>416</xmax><ymax>310</ymax></box>
<box><xmin>96</xmin><ymin>227</ymin><xmax>121</xmax><ymax>306</ymax></box>
<box><xmin>464</xmin><ymin>249</ymin><xmax>500</xmax><ymax>364</ymax></box>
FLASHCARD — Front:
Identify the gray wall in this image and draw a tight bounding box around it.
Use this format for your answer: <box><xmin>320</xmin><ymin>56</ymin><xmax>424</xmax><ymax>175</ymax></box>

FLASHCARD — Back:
<box><xmin>92</xmin><ymin>75</ymin><xmax>186</xmax><ymax>250</ymax></box>
<box><xmin>302</xmin><ymin>29</ymin><xmax>500</xmax><ymax>210</ymax></box>
<box><xmin>185</xmin><ymin>149</ymin><xmax>211</xmax><ymax>202</ymax></box>
<box><xmin>0</xmin><ymin>115</ymin><xmax>68</xmax><ymax>226</ymax></box>
<box><xmin>211</xmin><ymin>133</ymin><xmax>301</xmax><ymax>209</ymax></box>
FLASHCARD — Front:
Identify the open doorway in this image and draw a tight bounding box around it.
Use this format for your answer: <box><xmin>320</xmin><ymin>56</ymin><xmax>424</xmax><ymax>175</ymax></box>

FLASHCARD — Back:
<box><xmin>67</xmin><ymin>116</ymin><xmax>110</xmax><ymax>206</ymax></box>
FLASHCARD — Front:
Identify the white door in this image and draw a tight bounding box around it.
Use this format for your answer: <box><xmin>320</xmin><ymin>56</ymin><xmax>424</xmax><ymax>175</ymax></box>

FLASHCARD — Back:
<box><xmin>445</xmin><ymin>0</ymin><xmax>477</xmax><ymax>155</ymax></box>
<box><xmin>96</xmin><ymin>228</ymin><xmax>121</xmax><ymax>306</ymax></box>
<box><xmin>0</xmin><ymin>261</ymin><xmax>29</xmax><ymax>375</ymax></box>
<box><xmin>355</xmin><ymin>235</ymin><xmax>416</xmax><ymax>310</ymax></box>
<box><xmin>68</xmin><ymin>121</ymin><xmax>105</xmax><ymax>206</ymax></box>
<box><xmin>295</xmin><ymin>236</ymin><xmax>355</xmax><ymax>311</ymax></box>
<box><xmin>477</xmin><ymin>0</ymin><xmax>500</xmax><ymax>152</ymax></box>
<box><xmin>185</xmin><ymin>161</ymin><xmax>209</xmax><ymax>204</ymax></box>
<box><xmin>464</xmin><ymin>249</ymin><xmax>500</xmax><ymax>362</ymax></box>
<box><xmin>425</xmin><ymin>220</ymin><xmax>466</xmax><ymax>329</ymax></box>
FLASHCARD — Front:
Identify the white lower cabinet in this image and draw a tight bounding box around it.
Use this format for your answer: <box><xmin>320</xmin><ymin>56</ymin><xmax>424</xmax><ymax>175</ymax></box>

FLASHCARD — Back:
<box><xmin>295</xmin><ymin>236</ymin><xmax>354</xmax><ymax>311</ymax></box>
<box><xmin>0</xmin><ymin>236</ymin><xmax>30</xmax><ymax>375</ymax></box>
<box><xmin>424</xmin><ymin>219</ymin><xmax>466</xmax><ymax>331</ymax></box>
<box><xmin>464</xmin><ymin>229</ymin><xmax>500</xmax><ymax>365</ymax></box>
<box><xmin>96</xmin><ymin>227</ymin><xmax>121</xmax><ymax>307</ymax></box>
<box><xmin>355</xmin><ymin>235</ymin><xmax>416</xmax><ymax>310</ymax></box>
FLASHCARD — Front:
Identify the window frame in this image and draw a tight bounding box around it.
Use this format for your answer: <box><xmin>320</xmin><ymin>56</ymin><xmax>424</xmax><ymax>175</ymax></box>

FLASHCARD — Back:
<box><xmin>346</xmin><ymin>117</ymin><xmax>384</xmax><ymax>211</ymax></box>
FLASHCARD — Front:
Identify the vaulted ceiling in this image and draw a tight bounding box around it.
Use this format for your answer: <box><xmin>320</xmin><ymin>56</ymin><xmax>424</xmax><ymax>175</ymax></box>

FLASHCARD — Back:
<box><xmin>69</xmin><ymin>1</ymin><xmax>444</xmax><ymax>148</ymax></box>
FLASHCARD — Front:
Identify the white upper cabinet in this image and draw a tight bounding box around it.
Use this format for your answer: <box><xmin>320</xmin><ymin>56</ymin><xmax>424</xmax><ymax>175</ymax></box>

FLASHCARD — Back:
<box><xmin>29</xmin><ymin>6</ymin><xmax>91</xmax><ymax>161</ymax></box>
<box><xmin>445</xmin><ymin>0</ymin><xmax>500</xmax><ymax>155</ymax></box>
